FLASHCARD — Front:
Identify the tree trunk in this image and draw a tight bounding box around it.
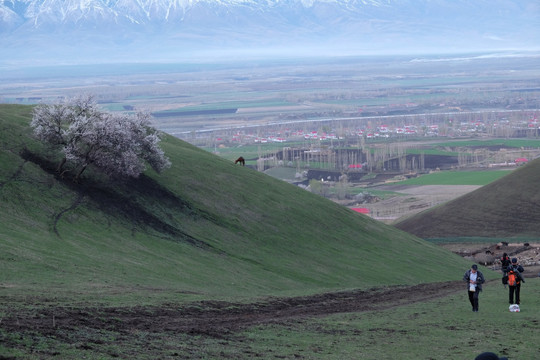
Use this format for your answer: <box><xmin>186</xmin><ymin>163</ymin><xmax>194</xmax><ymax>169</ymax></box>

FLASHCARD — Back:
<box><xmin>56</xmin><ymin>157</ymin><xmax>67</xmax><ymax>172</ymax></box>
<box><xmin>74</xmin><ymin>164</ymin><xmax>87</xmax><ymax>181</ymax></box>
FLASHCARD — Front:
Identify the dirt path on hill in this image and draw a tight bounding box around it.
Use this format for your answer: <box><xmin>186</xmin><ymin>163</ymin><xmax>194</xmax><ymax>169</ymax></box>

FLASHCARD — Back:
<box><xmin>1</xmin><ymin>281</ymin><xmax>465</xmax><ymax>339</ymax></box>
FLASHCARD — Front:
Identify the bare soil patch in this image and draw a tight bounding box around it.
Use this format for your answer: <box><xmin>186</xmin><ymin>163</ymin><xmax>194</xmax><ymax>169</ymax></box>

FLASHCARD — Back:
<box><xmin>350</xmin><ymin>184</ymin><xmax>481</xmax><ymax>223</ymax></box>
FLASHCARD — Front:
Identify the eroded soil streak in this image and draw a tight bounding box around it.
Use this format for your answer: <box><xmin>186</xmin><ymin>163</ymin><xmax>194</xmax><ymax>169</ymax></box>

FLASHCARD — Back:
<box><xmin>2</xmin><ymin>281</ymin><xmax>464</xmax><ymax>340</ymax></box>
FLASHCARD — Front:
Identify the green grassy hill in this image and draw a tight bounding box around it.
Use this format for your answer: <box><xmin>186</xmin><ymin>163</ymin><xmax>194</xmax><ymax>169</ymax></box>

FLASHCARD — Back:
<box><xmin>1</xmin><ymin>104</ymin><xmax>477</xmax><ymax>305</ymax></box>
<box><xmin>395</xmin><ymin>158</ymin><xmax>540</xmax><ymax>240</ymax></box>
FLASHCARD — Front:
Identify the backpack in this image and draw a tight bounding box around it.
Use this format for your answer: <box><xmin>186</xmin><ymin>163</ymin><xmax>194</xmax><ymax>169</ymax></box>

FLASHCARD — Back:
<box><xmin>507</xmin><ymin>270</ymin><xmax>519</xmax><ymax>286</ymax></box>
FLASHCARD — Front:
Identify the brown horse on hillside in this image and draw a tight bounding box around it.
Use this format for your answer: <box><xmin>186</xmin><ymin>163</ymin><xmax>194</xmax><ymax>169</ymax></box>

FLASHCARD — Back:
<box><xmin>234</xmin><ymin>156</ymin><xmax>245</xmax><ymax>166</ymax></box>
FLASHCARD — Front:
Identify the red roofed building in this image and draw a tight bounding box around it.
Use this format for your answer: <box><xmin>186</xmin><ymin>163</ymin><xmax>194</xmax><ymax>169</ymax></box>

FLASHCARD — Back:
<box><xmin>351</xmin><ymin>208</ymin><xmax>369</xmax><ymax>214</ymax></box>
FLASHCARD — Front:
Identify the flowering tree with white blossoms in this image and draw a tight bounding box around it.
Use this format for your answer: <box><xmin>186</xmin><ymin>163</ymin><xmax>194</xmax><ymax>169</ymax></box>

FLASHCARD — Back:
<box><xmin>31</xmin><ymin>95</ymin><xmax>170</xmax><ymax>180</ymax></box>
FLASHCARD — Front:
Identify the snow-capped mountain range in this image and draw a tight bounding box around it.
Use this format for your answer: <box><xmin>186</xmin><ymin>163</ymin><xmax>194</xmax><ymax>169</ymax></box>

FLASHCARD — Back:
<box><xmin>1</xmin><ymin>0</ymin><xmax>539</xmax><ymax>66</ymax></box>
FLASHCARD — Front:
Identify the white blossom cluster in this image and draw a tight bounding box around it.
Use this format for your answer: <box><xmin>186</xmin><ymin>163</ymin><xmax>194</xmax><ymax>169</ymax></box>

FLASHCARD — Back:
<box><xmin>31</xmin><ymin>95</ymin><xmax>171</xmax><ymax>180</ymax></box>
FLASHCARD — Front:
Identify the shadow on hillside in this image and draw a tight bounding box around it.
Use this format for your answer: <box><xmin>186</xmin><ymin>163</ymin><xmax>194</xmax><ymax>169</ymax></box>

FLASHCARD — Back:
<box><xmin>20</xmin><ymin>148</ymin><xmax>219</xmax><ymax>250</ymax></box>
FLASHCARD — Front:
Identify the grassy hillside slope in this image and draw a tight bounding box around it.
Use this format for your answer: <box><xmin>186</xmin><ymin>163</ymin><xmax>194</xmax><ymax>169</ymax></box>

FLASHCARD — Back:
<box><xmin>0</xmin><ymin>104</ymin><xmax>478</xmax><ymax>304</ymax></box>
<box><xmin>395</xmin><ymin>158</ymin><xmax>540</xmax><ymax>240</ymax></box>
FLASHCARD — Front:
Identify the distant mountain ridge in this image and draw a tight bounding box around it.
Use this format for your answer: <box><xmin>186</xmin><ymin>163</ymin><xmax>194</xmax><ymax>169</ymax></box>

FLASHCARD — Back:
<box><xmin>1</xmin><ymin>0</ymin><xmax>536</xmax><ymax>31</ymax></box>
<box><xmin>1</xmin><ymin>0</ymin><xmax>539</xmax><ymax>65</ymax></box>
<box><xmin>7</xmin><ymin>0</ymin><xmax>395</xmax><ymax>29</ymax></box>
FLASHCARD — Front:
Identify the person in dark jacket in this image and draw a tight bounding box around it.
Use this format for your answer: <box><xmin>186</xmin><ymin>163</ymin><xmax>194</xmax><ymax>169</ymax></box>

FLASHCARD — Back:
<box><xmin>463</xmin><ymin>264</ymin><xmax>485</xmax><ymax>312</ymax></box>
<box><xmin>500</xmin><ymin>252</ymin><xmax>511</xmax><ymax>274</ymax></box>
<box><xmin>507</xmin><ymin>258</ymin><xmax>525</xmax><ymax>305</ymax></box>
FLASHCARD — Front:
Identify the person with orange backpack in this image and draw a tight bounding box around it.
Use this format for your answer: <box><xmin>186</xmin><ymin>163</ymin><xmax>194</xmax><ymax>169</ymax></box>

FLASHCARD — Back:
<box><xmin>507</xmin><ymin>258</ymin><xmax>525</xmax><ymax>305</ymax></box>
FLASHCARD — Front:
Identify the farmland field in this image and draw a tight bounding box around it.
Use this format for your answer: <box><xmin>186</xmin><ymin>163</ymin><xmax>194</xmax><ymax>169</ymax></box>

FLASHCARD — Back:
<box><xmin>393</xmin><ymin>170</ymin><xmax>512</xmax><ymax>185</ymax></box>
<box><xmin>1</xmin><ymin>53</ymin><xmax>539</xmax><ymax>139</ymax></box>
